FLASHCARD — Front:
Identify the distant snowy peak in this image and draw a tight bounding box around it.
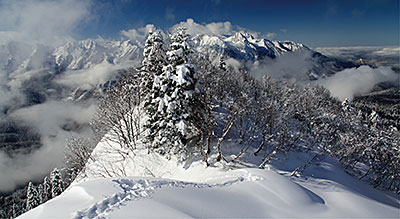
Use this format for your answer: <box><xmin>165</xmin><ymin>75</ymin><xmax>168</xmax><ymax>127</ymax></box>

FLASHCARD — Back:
<box><xmin>53</xmin><ymin>39</ymin><xmax>140</xmax><ymax>70</ymax></box>
<box><xmin>0</xmin><ymin>41</ymin><xmax>54</xmax><ymax>74</ymax></box>
<box><xmin>0</xmin><ymin>39</ymin><xmax>141</xmax><ymax>76</ymax></box>
<box><xmin>0</xmin><ymin>30</ymin><xmax>312</xmax><ymax>75</ymax></box>
<box><xmin>192</xmin><ymin>31</ymin><xmax>308</xmax><ymax>61</ymax></box>
<box><xmin>0</xmin><ymin>29</ymin><xmax>348</xmax><ymax>88</ymax></box>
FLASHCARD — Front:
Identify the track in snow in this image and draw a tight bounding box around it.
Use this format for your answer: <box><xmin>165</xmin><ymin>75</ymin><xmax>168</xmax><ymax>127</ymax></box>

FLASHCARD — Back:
<box><xmin>74</xmin><ymin>173</ymin><xmax>262</xmax><ymax>219</ymax></box>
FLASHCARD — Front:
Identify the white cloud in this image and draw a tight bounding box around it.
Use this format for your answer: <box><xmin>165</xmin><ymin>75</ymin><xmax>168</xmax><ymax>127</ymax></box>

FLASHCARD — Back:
<box><xmin>225</xmin><ymin>58</ymin><xmax>242</xmax><ymax>70</ymax></box>
<box><xmin>174</xmin><ymin>18</ymin><xmax>234</xmax><ymax>36</ymax></box>
<box><xmin>315</xmin><ymin>65</ymin><xmax>398</xmax><ymax>101</ymax></box>
<box><xmin>0</xmin><ymin>0</ymin><xmax>97</xmax><ymax>191</ymax></box>
<box><xmin>0</xmin><ymin>101</ymin><xmax>96</xmax><ymax>191</ymax></box>
<box><xmin>173</xmin><ymin>18</ymin><xmax>278</xmax><ymax>41</ymax></box>
<box><xmin>56</xmin><ymin>62</ymin><xmax>130</xmax><ymax>90</ymax></box>
<box><xmin>371</xmin><ymin>47</ymin><xmax>400</xmax><ymax>57</ymax></box>
<box><xmin>264</xmin><ymin>32</ymin><xmax>277</xmax><ymax>39</ymax></box>
<box><xmin>0</xmin><ymin>0</ymin><xmax>92</xmax><ymax>46</ymax></box>
<box><xmin>120</xmin><ymin>24</ymin><xmax>156</xmax><ymax>43</ymax></box>
<box><xmin>249</xmin><ymin>50</ymin><xmax>315</xmax><ymax>81</ymax></box>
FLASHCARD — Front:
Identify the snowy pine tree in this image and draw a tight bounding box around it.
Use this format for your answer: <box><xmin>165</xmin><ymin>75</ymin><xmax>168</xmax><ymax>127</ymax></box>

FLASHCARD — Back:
<box><xmin>142</xmin><ymin>29</ymin><xmax>167</xmax><ymax>148</ymax></box>
<box><xmin>146</xmin><ymin>27</ymin><xmax>201</xmax><ymax>159</ymax></box>
<box><xmin>43</xmin><ymin>176</ymin><xmax>52</xmax><ymax>201</ymax></box>
<box><xmin>12</xmin><ymin>203</ymin><xmax>18</xmax><ymax>218</ymax></box>
<box><xmin>141</xmin><ymin>29</ymin><xmax>166</xmax><ymax>99</ymax></box>
<box><xmin>37</xmin><ymin>184</ymin><xmax>44</xmax><ymax>204</ymax></box>
<box><xmin>50</xmin><ymin>168</ymin><xmax>64</xmax><ymax>198</ymax></box>
<box><xmin>26</xmin><ymin>182</ymin><xmax>39</xmax><ymax>210</ymax></box>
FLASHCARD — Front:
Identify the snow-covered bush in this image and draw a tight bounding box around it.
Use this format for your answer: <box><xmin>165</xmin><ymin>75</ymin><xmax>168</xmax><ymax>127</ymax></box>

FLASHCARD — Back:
<box><xmin>92</xmin><ymin>69</ymin><xmax>141</xmax><ymax>152</ymax></box>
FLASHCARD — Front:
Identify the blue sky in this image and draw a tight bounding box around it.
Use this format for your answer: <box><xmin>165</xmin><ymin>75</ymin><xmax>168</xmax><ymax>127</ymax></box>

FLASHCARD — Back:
<box><xmin>81</xmin><ymin>0</ymin><xmax>399</xmax><ymax>47</ymax></box>
<box><xmin>0</xmin><ymin>0</ymin><xmax>398</xmax><ymax>47</ymax></box>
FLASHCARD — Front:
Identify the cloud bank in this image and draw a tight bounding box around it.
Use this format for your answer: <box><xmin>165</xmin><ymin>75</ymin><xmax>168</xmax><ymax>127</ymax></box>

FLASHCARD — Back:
<box><xmin>176</xmin><ymin>18</ymin><xmax>234</xmax><ymax>36</ymax></box>
<box><xmin>315</xmin><ymin>65</ymin><xmax>398</xmax><ymax>101</ymax></box>
<box><xmin>0</xmin><ymin>101</ymin><xmax>96</xmax><ymax>191</ymax></box>
<box><xmin>0</xmin><ymin>0</ymin><xmax>92</xmax><ymax>45</ymax></box>
<box><xmin>120</xmin><ymin>24</ymin><xmax>156</xmax><ymax>44</ymax></box>
<box><xmin>169</xmin><ymin>18</ymin><xmax>275</xmax><ymax>39</ymax></box>
<box><xmin>56</xmin><ymin>62</ymin><xmax>129</xmax><ymax>90</ymax></box>
<box><xmin>249</xmin><ymin>50</ymin><xmax>315</xmax><ymax>81</ymax></box>
<box><xmin>0</xmin><ymin>0</ymin><xmax>94</xmax><ymax>192</ymax></box>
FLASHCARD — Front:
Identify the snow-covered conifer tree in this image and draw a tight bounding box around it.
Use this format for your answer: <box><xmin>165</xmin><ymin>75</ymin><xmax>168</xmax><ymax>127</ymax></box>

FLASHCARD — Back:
<box><xmin>147</xmin><ymin>27</ymin><xmax>201</xmax><ymax>159</ymax></box>
<box><xmin>142</xmin><ymin>29</ymin><xmax>167</xmax><ymax>148</ymax></box>
<box><xmin>26</xmin><ymin>182</ymin><xmax>39</xmax><ymax>210</ymax></box>
<box><xmin>43</xmin><ymin>176</ymin><xmax>52</xmax><ymax>201</ymax></box>
<box><xmin>37</xmin><ymin>184</ymin><xmax>44</xmax><ymax>204</ymax></box>
<box><xmin>141</xmin><ymin>29</ymin><xmax>166</xmax><ymax>98</ymax></box>
<box><xmin>50</xmin><ymin>168</ymin><xmax>64</xmax><ymax>198</ymax></box>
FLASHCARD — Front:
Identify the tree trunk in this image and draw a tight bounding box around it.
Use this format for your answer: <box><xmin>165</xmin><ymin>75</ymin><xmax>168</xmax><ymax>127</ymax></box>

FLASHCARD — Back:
<box><xmin>216</xmin><ymin>115</ymin><xmax>235</xmax><ymax>162</ymax></box>
<box><xmin>254</xmin><ymin>133</ymin><xmax>265</xmax><ymax>156</ymax></box>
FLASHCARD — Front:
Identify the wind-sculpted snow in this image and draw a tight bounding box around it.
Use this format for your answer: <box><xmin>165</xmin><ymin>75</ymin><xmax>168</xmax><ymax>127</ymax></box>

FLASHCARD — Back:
<box><xmin>74</xmin><ymin>173</ymin><xmax>262</xmax><ymax>219</ymax></box>
<box><xmin>20</xmin><ymin>166</ymin><xmax>399</xmax><ymax>218</ymax></box>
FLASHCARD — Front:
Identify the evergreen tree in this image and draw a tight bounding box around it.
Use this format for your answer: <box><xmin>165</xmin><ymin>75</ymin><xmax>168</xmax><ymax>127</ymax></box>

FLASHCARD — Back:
<box><xmin>12</xmin><ymin>203</ymin><xmax>18</xmax><ymax>218</ymax></box>
<box><xmin>50</xmin><ymin>168</ymin><xmax>64</xmax><ymax>198</ymax></box>
<box><xmin>26</xmin><ymin>182</ymin><xmax>39</xmax><ymax>210</ymax></box>
<box><xmin>147</xmin><ymin>27</ymin><xmax>201</xmax><ymax>159</ymax></box>
<box><xmin>142</xmin><ymin>29</ymin><xmax>167</xmax><ymax>148</ymax></box>
<box><xmin>43</xmin><ymin>176</ymin><xmax>52</xmax><ymax>201</ymax></box>
<box><xmin>140</xmin><ymin>29</ymin><xmax>166</xmax><ymax>98</ymax></box>
<box><xmin>37</xmin><ymin>184</ymin><xmax>44</xmax><ymax>204</ymax></box>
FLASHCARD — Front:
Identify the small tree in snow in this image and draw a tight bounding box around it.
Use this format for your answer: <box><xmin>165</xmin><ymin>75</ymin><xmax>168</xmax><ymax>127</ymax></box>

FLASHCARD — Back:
<box><xmin>50</xmin><ymin>168</ymin><xmax>64</xmax><ymax>198</ymax></box>
<box><xmin>37</xmin><ymin>184</ymin><xmax>44</xmax><ymax>204</ymax></box>
<box><xmin>65</xmin><ymin>137</ymin><xmax>94</xmax><ymax>178</ymax></box>
<box><xmin>43</xmin><ymin>176</ymin><xmax>52</xmax><ymax>202</ymax></box>
<box><xmin>26</xmin><ymin>182</ymin><xmax>39</xmax><ymax>210</ymax></box>
<box><xmin>92</xmin><ymin>69</ymin><xmax>141</xmax><ymax>152</ymax></box>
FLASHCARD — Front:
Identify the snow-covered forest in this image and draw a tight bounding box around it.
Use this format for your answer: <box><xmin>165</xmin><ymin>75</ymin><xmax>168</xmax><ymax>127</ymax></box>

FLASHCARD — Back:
<box><xmin>2</xmin><ymin>25</ymin><xmax>399</xmax><ymax>218</ymax></box>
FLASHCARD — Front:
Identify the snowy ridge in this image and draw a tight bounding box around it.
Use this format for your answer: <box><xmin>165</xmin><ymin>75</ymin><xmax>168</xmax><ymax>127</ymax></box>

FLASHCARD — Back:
<box><xmin>74</xmin><ymin>174</ymin><xmax>261</xmax><ymax>219</ymax></box>
<box><xmin>0</xmin><ymin>39</ymin><xmax>140</xmax><ymax>75</ymax></box>
<box><xmin>192</xmin><ymin>31</ymin><xmax>307</xmax><ymax>61</ymax></box>
<box><xmin>1</xmin><ymin>31</ymin><xmax>310</xmax><ymax>76</ymax></box>
<box><xmin>20</xmin><ymin>165</ymin><xmax>399</xmax><ymax>218</ymax></box>
<box><xmin>20</xmin><ymin>124</ymin><xmax>400</xmax><ymax>218</ymax></box>
<box><xmin>53</xmin><ymin>39</ymin><xmax>140</xmax><ymax>70</ymax></box>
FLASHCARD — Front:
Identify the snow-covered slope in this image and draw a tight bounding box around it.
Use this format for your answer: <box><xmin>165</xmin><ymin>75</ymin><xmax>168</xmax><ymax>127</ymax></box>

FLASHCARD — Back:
<box><xmin>20</xmin><ymin>138</ymin><xmax>400</xmax><ymax>218</ymax></box>
<box><xmin>20</xmin><ymin>163</ymin><xmax>400</xmax><ymax>218</ymax></box>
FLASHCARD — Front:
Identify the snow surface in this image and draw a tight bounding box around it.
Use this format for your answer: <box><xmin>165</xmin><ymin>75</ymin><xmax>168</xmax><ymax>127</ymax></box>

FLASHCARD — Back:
<box><xmin>20</xmin><ymin>139</ymin><xmax>400</xmax><ymax>218</ymax></box>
